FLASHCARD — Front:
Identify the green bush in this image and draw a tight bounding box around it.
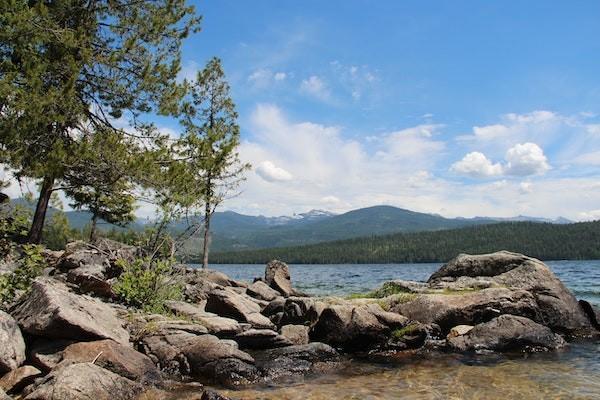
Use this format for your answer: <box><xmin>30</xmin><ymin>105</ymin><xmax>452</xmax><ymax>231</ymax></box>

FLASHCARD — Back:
<box><xmin>0</xmin><ymin>244</ymin><xmax>47</xmax><ymax>304</ymax></box>
<box><xmin>113</xmin><ymin>257</ymin><xmax>182</xmax><ymax>314</ymax></box>
<box><xmin>0</xmin><ymin>204</ymin><xmax>31</xmax><ymax>257</ymax></box>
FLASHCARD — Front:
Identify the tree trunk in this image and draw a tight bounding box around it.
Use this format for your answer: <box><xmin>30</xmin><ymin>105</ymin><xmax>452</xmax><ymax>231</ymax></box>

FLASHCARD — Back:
<box><xmin>202</xmin><ymin>200</ymin><xmax>211</xmax><ymax>269</ymax></box>
<box><xmin>89</xmin><ymin>214</ymin><xmax>98</xmax><ymax>242</ymax></box>
<box><xmin>27</xmin><ymin>176</ymin><xmax>54</xmax><ymax>244</ymax></box>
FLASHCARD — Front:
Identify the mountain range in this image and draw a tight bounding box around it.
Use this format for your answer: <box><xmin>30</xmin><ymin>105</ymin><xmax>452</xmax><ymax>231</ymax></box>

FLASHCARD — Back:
<box><xmin>10</xmin><ymin>198</ymin><xmax>572</xmax><ymax>253</ymax></box>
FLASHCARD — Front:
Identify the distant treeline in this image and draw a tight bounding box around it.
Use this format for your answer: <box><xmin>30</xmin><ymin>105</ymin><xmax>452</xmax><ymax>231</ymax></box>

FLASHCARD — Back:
<box><xmin>208</xmin><ymin>221</ymin><xmax>600</xmax><ymax>264</ymax></box>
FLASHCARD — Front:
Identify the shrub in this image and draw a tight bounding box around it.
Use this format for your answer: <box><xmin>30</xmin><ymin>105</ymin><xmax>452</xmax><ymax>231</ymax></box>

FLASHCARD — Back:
<box><xmin>346</xmin><ymin>281</ymin><xmax>414</xmax><ymax>300</ymax></box>
<box><xmin>113</xmin><ymin>257</ymin><xmax>182</xmax><ymax>314</ymax></box>
<box><xmin>0</xmin><ymin>244</ymin><xmax>47</xmax><ymax>304</ymax></box>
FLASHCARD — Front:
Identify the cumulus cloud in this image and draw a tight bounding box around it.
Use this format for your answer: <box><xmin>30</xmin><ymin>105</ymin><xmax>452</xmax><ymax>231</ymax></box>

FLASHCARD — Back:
<box><xmin>300</xmin><ymin>75</ymin><xmax>331</xmax><ymax>101</ymax></box>
<box><xmin>504</xmin><ymin>142</ymin><xmax>551</xmax><ymax>176</ymax></box>
<box><xmin>451</xmin><ymin>143</ymin><xmax>550</xmax><ymax>178</ymax></box>
<box><xmin>450</xmin><ymin>152</ymin><xmax>503</xmax><ymax>178</ymax></box>
<box><xmin>255</xmin><ymin>161</ymin><xmax>293</xmax><ymax>182</ymax></box>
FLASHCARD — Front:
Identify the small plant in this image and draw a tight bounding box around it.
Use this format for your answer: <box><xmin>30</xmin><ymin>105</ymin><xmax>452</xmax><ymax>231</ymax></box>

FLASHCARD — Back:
<box><xmin>113</xmin><ymin>257</ymin><xmax>182</xmax><ymax>314</ymax></box>
<box><xmin>346</xmin><ymin>282</ymin><xmax>414</xmax><ymax>300</ymax></box>
<box><xmin>0</xmin><ymin>244</ymin><xmax>47</xmax><ymax>304</ymax></box>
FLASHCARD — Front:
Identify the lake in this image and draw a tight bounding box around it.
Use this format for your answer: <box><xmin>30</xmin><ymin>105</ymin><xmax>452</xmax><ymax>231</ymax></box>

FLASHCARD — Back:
<box><xmin>188</xmin><ymin>260</ymin><xmax>600</xmax><ymax>399</ymax></box>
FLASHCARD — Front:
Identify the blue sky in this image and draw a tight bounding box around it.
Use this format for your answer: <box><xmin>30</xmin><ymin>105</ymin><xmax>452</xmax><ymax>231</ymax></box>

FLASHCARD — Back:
<box><xmin>6</xmin><ymin>1</ymin><xmax>600</xmax><ymax>220</ymax></box>
<box><xmin>170</xmin><ymin>1</ymin><xmax>600</xmax><ymax>220</ymax></box>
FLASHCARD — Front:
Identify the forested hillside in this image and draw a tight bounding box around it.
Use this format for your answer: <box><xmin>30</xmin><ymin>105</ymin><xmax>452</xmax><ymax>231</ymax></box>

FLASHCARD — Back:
<box><xmin>209</xmin><ymin>221</ymin><xmax>600</xmax><ymax>264</ymax></box>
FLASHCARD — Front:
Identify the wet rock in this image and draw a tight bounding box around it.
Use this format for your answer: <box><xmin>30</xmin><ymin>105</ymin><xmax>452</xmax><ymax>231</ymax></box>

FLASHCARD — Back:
<box><xmin>427</xmin><ymin>252</ymin><xmax>593</xmax><ymax>336</ymax></box>
<box><xmin>247</xmin><ymin>281</ymin><xmax>281</xmax><ymax>302</ymax></box>
<box><xmin>205</xmin><ymin>288</ymin><xmax>275</xmax><ymax>330</ymax></box>
<box><xmin>61</xmin><ymin>340</ymin><xmax>161</xmax><ymax>383</ymax></box>
<box><xmin>448</xmin><ymin>315</ymin><xmax>566</xmax><ymax>353</ymax></box>
<box><xmin>280</xmin><ymin>324</ymin><xmax>310</xmax><ymax>345</ymax></box>
<box><xmin>578</xmin><ymin>300</ymin><xmax>600</xmax><ymax>331</ymax></box>
<box><xmin>265</xmin><ymin>260</ymin><xmax>293</xmax><ymax>297</ymax></box>
<box><xmin>234</xmin><ymin>329</ymin><xmax>292</xmax><ymax>350</ymax></box>
<box><xmin>387</xmin><ymin>322</ymin><xmax>442</xmax><ymax>350</ymax></box>
<box><xmin>310</xmin><ymin>304</ymin><xmax>390</xmax><ymax>351</ymax></box>
<box><xmin>256</xmin><ymin>342</ymin><xmax>340</xmax><ymax>382</ymax></box>
<box><xmin>27</xmin><ymin>338</ymin><xmax>74</xmax><ymax>372</ymax></box>
<box><xmin>24</xmin><ymin>362</ymin><xmax>142</xmax><ymax>400</ymax></box>
<box><xmin>183</xmin><ymin>334</ymin><xmax>258</xmax><ymax>386</ymax></box>
<box><xmin>447</xmin><ymin>325</ymin><xmax>474</xmax><ymax>338</ymax></box>
<box><xmin>66</xmin><ymin>264</ymin><xmax>114</xmax><ymax>298</ymax></box>
<box><xmin>11</xmin><ymin>278</ymin><xmax>129</xmax><ymax>344</ymax></box>
<box><xmin>0</xmin><ymin>365</ymin><xmax>42</xmax><ymax>394</ymax></box>
<box><xmin>0</xmin><ymin>311</ymin><xmax>25</xmax><ymax>374</ymax></box>
<box><xmin>164</xmin><ymin>301</ymin><xmax>246</xmax><ymax>337</ymax></box>
<box><xmin>201</xmin><ymin>389</ymin><xmax>232</xmax><ymax>400</ymax></box>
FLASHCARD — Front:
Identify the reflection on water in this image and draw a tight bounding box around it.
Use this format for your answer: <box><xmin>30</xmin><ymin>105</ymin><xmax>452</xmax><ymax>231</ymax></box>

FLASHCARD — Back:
<box><xmin>219</xmin><ymin>343</ymin><xmax>600</xmax><ymax>400</ymax></box>
<box><xmin>184</xmin><ymin>261</ymin><xmax>600</xmax><ymax>399</ymax></box>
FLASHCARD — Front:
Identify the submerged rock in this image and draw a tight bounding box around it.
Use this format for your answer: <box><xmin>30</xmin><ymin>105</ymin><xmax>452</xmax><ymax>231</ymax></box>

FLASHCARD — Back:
<box><xmin>11</xmin><ymin>278</ymin><xmax>129</xmax><ymax>344</ymax></box>
<box><xmin>0</xmin><ymin>311</ymin><xmax>26</xmax><ymax>373</ymax></box>
<box><xmin>447</xmin><ymin>314</ymin><xmax>566</xmax><ymax>352</ymax></box>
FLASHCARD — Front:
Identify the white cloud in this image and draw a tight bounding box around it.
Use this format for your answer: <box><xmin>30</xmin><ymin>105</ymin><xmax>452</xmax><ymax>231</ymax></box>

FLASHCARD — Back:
<box><xmin>320</xmin><ymin>195</ymin><xmax>341</xmax><ymax>205</ymax></box>
<box><xmin>255</xmin><ymin>161</ymin><xmax>293</xmax><ymax>182</ymax></box>
<box><xmin>451</xmin><ymin>143</ymin><xmax>550</xmax><ymax>178</ymax></box>
<box><xmin>519</xmin><ymin>181</ymin><xmax>533</xmax><ymax>194</ymax></box>
<box><xmin>451</xmin><ymin>152</ymin><xmax>503</xmax><ymax>178</ymax></box>
<box><xmin>300</xmin><ymin>75</ymin><xmax>330</xmax><ymax>101</ymax></box>
<box><xmin>574</xmin><ymin>151</ymin><xmax>600</xmax><ymax>166</ymax></box>
<box><xmin>579</xmin><ymin>209</ymin><xmax>600</xmax><ymax>221</ymax></box>
<box><xmin>248</xmin><ymin>69</ymin><xmax>287</xmax><ymax>88</ymax></box>
<box><xmin>504</xmin><ymin>142</ymin><xmax>551</xmax><ymax>176</ymax></box>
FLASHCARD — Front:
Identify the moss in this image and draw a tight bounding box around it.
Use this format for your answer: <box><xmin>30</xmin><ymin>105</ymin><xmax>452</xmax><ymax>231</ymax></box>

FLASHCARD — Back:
<box><xmin>346</xmin><ymin>282</ymin><xmax>414</xmax><ymax>300</ymax></box>
<box><xmin>391</xmin><ymin>323</ymin><xmax>420</xmax><ymax>340</ymax></box>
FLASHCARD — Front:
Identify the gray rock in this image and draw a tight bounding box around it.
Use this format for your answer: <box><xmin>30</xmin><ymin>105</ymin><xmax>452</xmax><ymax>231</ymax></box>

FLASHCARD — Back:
<box><xmin>0</xmin><ymin>365</ymin><xmax>42</xmax><ymax>394</ymax></box>
<box><xmin>205</xmin><ymin>288</ymin><xmax>275</xmax><ymax>330</ymax></box>
<box><xmin>256</xmin><ymin>342</ymin><xmax>340</xmax><ymax>382</ymax></box>
<box><xmin>27</xmin><ymin>339</ymin><xmax>74</xmax><ymax>372</ymax></box>
<box><xmin>201</xmin><ymin>389</ymin><xmax>232</xmax><ymax>400</ymax></box>
<box><xmin>66</xmin><ymin>264</ymin><xmax>114</xmax><ymax>298</ymax></box>
<box><xmin>265</xmin><ymin>260</ymin><xmax>293</xmax><ymax>297</ymax></box>
<box><xmin>164</xmin><ymin>301</ymin><xmax>245</xmax><ymax>337</ymax></box>
<box><xmin>310</xmin><ymin>304</ymin><xmax>391</xmax><ymax>351</ymax></box>
<box><xmin>579</xmin><ymin>300</ymin><xmax>600</xmax><ymax>330</ymax></box>
<box><xmin>0</xmin><ymin>311</ymin><xmax>25</xmax><ymax>374</ymax></box>
<box><xmin>426</xmin><ymin>252</ymin><xmax>594</xmax><ymax>336</ymax></box>
<box><xmin>448</xmin><ymin>314</ymin><xmax>567</xmax><ymax>352</ymax></box>
<box><xmin>61</xmin><ymin>340</ymin><xmax>161</xmax><ymax>383</ymax></box>
<box><xmin>11</xmin><ymin>278</ymin><xmax>129</xmax><ymax>344</ymax></box>
<box><xmin>392</xmin><ymin>287</ymin><xmax>539</xmax><ymax>333</ymax></box>
<box><xmin>447</xmin><ymin>325</ymin><xmax>474</xmax><ymax>338</ymax></box>
<box><xmin>0</xmin><ymin>389</ymin><xmax>9</xmax><ymax>400</ymax></box>
<box><xmin>24</xmin><ymin>362</ymin><xmax>142</xmax><ymax>400</ymax></box>
<box><xmin>280</xmin><ymin>297</ymin><xmax>326</xmax><ymax>326</ymax></box>
<box><xmin>280</xmin><ymin>324</ymin><xmax>310</xmax><ymax>345</ymax></box>
<box><xmin>247</xmin><ymin>281</ymin><xmax>281</xmax><ymax>302</ymax></box>
<box><xmin>234</xmin><ymin>329</ymin><xmax>292</xmax><ymax>349</ymax></box>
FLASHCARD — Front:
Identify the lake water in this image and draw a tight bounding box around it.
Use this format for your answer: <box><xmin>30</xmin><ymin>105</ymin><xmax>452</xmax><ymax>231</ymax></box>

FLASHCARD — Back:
<box><xmin>188</xmin><ymin>260</ymin><xmax>600</xmax><ymax>399</ymax></box>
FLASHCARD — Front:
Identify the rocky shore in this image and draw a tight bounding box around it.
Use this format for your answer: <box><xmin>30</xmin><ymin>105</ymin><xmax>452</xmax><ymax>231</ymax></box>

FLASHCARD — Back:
<box><xmin>0</xmin><ymin>240</ymin><xmax>598</xmax><ymax>399</ymax></box>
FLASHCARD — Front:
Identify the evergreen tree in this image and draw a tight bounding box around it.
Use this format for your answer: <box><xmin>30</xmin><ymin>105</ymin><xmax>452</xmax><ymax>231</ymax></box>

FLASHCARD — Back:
<box><xmin>178</xmin><ymin>57</ymin><xmax>249</xmax><ymax>268</ymax></box>
<box><xmin>0</xmin><ymin>0</ymin><xmax>200</xmax><ymax>243</ymax></box>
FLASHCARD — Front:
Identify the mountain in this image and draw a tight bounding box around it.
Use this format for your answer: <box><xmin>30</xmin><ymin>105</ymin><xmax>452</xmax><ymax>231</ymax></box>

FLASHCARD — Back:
<box><xmin>210</xmin><ymin>220</ymin><xmax>600</xmax><ymax>264</ymax></box>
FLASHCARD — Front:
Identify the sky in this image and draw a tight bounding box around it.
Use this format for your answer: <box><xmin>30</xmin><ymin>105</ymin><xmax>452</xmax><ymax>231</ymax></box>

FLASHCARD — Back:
<box><xmin>5</xmin><ymin>1</ymin><xmax>600</xmax><ymax>221</ymax></box>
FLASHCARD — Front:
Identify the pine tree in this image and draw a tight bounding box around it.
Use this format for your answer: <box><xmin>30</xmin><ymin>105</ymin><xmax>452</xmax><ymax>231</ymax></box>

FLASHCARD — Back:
<box><xmin>178</xmin><ymin>57</ymin><xmax>250</xmax><ymax>268</ymax></box>
<box><xmin>0</xmin><ymin>0</ymin><xmax>200</xmax><ymax>243</ymax></box>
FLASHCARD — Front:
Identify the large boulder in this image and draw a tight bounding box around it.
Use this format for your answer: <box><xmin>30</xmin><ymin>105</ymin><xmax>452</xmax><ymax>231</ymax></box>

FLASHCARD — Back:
<box><xmin>310</xmin><ymin>304</ymin><xmax>393</xmax><ymax>351</ymax></box>
<box><xmin>426</xmin><ymin>252</ymin><xmax>593</xmax><ymax>336</ymax></box>
<box><xmin>0</xmin><ymin>311</ymin><xmax>26</xmax><ymax>373</ymax></box>
<box><xmin>11</xmin><ymin>278</ymin><xmax>129</xmax><ymax>344</ymax></box>
<box><xmin>392</xmin><ymin>288</ymin><xmax>540</xmax><ymax>333</ymax></box>
<box><xmin>61</xmin><ymin>340</ymin><xmax>161</xmax><ymax>383</ymax></box>
<box><xmin>447</xmin><ymin>314</ymin><xmax>566</xmax><ymax>352</ymax></box>
<box><xmin>280</xmin><ymin>297</ymin><xmax>326</xmax><ymax>326</ymax></box>
<box><xmin>205</xmin><ymin>288</ymin><xmax>275</xmax><ymax>330</ymax></box>
<box><xmin>66</xmin><ymin>264</ymin><xmax>114</xmax><ymax>298</ymax></box>
<box><xmin>265</xmin><ymin>260</ymin><xmax>293</xmax><ymax>297</ymax></box>
<box><xmin>24</xmin><ymin>363</ymin><xmax>142</xmax><ymax>400</ymax></box>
